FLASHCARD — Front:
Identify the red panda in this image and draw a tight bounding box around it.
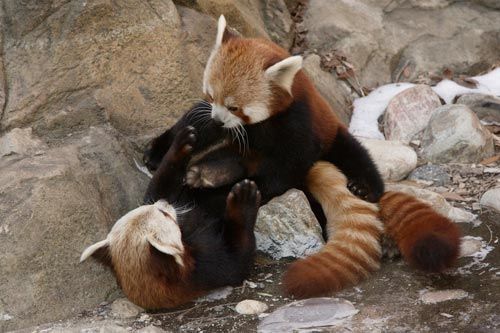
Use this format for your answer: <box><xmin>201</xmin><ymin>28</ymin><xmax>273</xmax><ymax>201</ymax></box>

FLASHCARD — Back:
<box><xmin>82</xmin><ymin>127</ymin><xmax>261</xmax><ymax>309</ymax></box>
<box><xmin>143</xmin><ymin>15</ymin><xmax>461</xmax><ymax>299</ymax></box>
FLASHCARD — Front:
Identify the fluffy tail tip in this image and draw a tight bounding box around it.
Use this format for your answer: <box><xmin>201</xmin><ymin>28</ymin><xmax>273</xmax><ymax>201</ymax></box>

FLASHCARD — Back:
<box><xmin>407</xmin><ymin>232</ymin><xmax>461</xmax><ymax>272</ymax></box>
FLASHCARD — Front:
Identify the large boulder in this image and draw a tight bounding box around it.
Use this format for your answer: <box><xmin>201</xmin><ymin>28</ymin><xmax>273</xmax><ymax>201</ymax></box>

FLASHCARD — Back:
<box><xmin>420</xmin><ymin>105</ymin><xmax>495</xmax><ymax>163</ymax></box>
<box><xmin>303</xmin><ymin>1</ymin><xmax>500</xmax><ymax>88</ymax></box>
<box><xmin>0</xmin><ymin>126</ymin><xmax>148</xmax><ymax>331</ymax></box>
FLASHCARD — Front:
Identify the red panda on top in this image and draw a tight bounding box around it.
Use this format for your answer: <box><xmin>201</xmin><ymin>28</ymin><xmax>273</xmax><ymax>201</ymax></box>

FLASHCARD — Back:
<box><xmin>144</xmin><ymin>15</ymin><xmax>461</xmax><ymax>298</ymax></box>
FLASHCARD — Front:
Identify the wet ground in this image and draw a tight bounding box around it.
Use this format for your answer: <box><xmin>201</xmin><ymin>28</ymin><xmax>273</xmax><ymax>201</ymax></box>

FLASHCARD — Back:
<box><xmin>19</xmin><ymin>210</ymin><xmax>499</xmax><ymax>333</ymax></box>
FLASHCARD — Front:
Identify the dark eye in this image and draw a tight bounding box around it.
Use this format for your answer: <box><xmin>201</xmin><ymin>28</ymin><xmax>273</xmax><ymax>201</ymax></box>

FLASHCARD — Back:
<box><xmin>227</xmin><ymin>106</ymin><xmax>239</xmax><ymax>112</ymax></box>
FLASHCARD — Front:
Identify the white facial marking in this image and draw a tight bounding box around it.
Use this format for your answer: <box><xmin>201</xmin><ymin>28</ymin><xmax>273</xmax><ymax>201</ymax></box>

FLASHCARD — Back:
<box><xmin>80</xmin><ymin>201</ymin><xmax>185</xmax><ymax>267</ymax></box>
<box><xmin>243</xmin><ymin>103</ymin><xmax>271</xmax><ymax>124</ymax></box>
<box><xmin>211</xmin><ymin>103</ymin><xmax>242</xmax><ymax>128</ymax></box>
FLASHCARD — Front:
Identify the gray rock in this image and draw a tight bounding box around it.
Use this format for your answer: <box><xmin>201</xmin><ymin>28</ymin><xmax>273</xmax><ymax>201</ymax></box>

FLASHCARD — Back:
<box><xmin>480</xmin><ymin>188</ymin><xmax>500</xmax><ymax>213</ymax></box>
<box><xmin>408</xmin><ymin>164</ymin><xmax>450</xmax><ymax>186</ymax></box>
<box><xmin>258</xmin><ymin>298</ymin><xmax>358</xmax><ymax>332</ymax></box>
<box><xmin>260</xmin><ymin>0</ymin><xmax>294</xmax><ymax>49</ymax></box>
<box><xmin>0</xmin><ymin>127</ymin><xmax>47</xmax><ymax>157</ymax></box>
<box><xmin>456</xmin><ymin>94</ymin><xmax>500</xmax><ymax>126</ymax></box>
<box><xmin>110</xmin><ymin>298</ymin><xmax>144</xmax><ymax>319</ymax></box>
<box><xmin>358</xmin><ymin>139</ymin><xmax>418</xmax><ymax>181</ymax></box>
<box><xmin>0</xmin><ymin>126</ymin><xmax>148</xmax><ymax>332</ymax></box>
<box><xmin>303</xmin><ymin>1</ymin><xmax>500</xmax><ymax>87</ymax></box>
<box><xmin>421</xmin><ymin>105</ymin><xmax>494</xmax><ymax>163</ymax></box>
<box><xmin>302</xmin><ymin>54</ymin><xmax>352</xmax><ymax>125</ymax></box>
<box><xmin>383</xmin><ymin>85</ymin><xmax>442</xmax><ymax>143</ymax></box>
<box><xmin>255</xmin><ymin>189</ymin><xmax>324</xmax><ymax>260</ymax></box>
<box><xmin>394</xmin><ymin>31</ymin><xmax>500</xmax><ymax>82</ymax></box>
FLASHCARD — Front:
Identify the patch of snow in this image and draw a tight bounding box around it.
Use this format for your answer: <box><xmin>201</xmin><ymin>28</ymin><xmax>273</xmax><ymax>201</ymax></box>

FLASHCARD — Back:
<box><xmin>433</xmin><ymin>68</ymin><xmax>500</xmax><ymax>104</ymax></box>
<box><xmin>196</xmin><ymin>286</ymin><xmax>233</xmax><ymax>303</ymax></box>
<box><xmin>349</xmin><ymin>68</ymin><xmax>500</xmax><ymax>138</ymax></box>
<box><xmin>349</xmin><ymin>83</ymin><xmax>415</xmax><ymax>139</ymax></box>
<box><xmin>456</xmin><ymin>236</ymin><xmax>494</xmax><ymax>275</ymax></box>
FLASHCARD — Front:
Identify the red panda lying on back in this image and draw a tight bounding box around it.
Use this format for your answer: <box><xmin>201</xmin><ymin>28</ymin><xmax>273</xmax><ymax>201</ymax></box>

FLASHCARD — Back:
<box><xmin>143</xmin><ymin>15</ymin><xmax>461</xmax><ymax>298</ymax></box>
<box><xmin>81</xmin><ymin>127</ymin><xmax>261</xmax><ymax>309</ymax></box>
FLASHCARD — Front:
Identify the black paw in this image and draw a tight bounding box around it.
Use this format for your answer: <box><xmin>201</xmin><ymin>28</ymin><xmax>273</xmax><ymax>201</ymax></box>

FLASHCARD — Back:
<box><xmin>143</xmin><ymin>138</ymin><xmax>167</xmax><ymax>172</ymax></box>
<box><xmin>347</xmin><ymin>179</ymin><xmax>382</xmax><ymax>203</ymax></box>
<box><xmin>168</xmin><ymin>126</ymin><xmax>196</xmax><ymax>163</ymax></box>
<box><xmin>226</xmin><ymin>180</ymin><xmax>261</xmax><ymax>225</ymax></box>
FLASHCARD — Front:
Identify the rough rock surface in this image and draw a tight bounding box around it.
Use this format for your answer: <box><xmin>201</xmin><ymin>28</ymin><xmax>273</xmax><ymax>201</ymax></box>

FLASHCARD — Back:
<box><xmin>421</xmin><ymin>105</ymin><xmax>495</xmax><ymax>163</ymax></box>
<box><xmin>480</xmin><ymin>187</ymin><xmax>500</xmax><ymax>213</ymax></box>
<box><xmin>0</xmin><ymin>126</ymin><xmax>147</xmax><ymax>331</ymax></box>
<box><xmin>408</xmin><ymin>164</ymin><xmax>451</xmax><ymax>186</ymax></box>
<box><xmin>358</xmin><ymin>139</ymin><xmax>418</xmax><ymax>181</ymax></box>
<box><xmin>255</xmin><ymin>189</ymin><xmax>324</xmax><ymax>259</ymax></box>
<box><xmin>110</xmin><ymin>298</ymin><xmax>144</xmax><ymax>319</ymax></box>
<box><xmin>383</xmin><ymin>85</ymin><xmax>442</xmax><ymax>143</ymax></box>
<box><xmin>0</xmin><ymin>127</ymin><xmax>47</xmax><ymax>157</ymax></box>
<box><xmin>456</xmin><ymin>94</ymin><xmax>500</xmax><ymax>126</ymax></box>
<box><xmin>304</xmin><ymin>0</ymin><xmax>500</xmax><ymax>87</ymax></box>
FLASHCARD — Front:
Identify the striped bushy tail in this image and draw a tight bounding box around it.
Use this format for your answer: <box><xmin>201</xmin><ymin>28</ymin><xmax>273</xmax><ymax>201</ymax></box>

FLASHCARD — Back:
<box><xmin>282</xmin><ymin>161</ymin><xmax>383</xmax><ymax>298</ymax></box>
<box><xmin>379</xmin><ymin>191</ymin><xmax>461</xmax><ymax>272</ymax></box>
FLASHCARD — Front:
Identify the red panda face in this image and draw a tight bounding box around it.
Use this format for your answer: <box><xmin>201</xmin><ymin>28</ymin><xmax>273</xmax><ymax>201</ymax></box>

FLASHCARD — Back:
<box><xmin>203</xmin><ymin>16</ymin><xmax>303</xmax><ymax>129</ymax></box>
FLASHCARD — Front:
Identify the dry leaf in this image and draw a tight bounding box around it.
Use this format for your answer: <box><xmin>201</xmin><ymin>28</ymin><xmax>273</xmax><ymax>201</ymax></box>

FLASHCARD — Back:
<box><xmin>480</xmin><ymin>155</ymin><xmax>500</xmax><ymax>165</ymax></box>
<box><xmin>441</xmin><ymin>192</ymin><xmax>466</xmax><ymax>201</ymax></box>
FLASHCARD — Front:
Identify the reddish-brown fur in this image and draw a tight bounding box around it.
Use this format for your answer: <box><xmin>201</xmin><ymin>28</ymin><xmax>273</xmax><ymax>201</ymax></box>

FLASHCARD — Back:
<box><xmin>379</xmin><ymin>191</ymin><xmax>461</xmax><ymax>272</ymax></box>
<box><xmin>283</xmin><ymin>162</ymin><xmax>383</xmax><ymax>298</ymax></box>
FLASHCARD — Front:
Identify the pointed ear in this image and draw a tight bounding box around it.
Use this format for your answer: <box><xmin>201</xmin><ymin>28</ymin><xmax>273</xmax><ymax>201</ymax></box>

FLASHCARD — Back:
<box><xmin>215</xmin><ymin>15</ymin><xmax>236</xmax><ymax>47</ymax></box>
<box><xmin>265</xmin><ymin>56</ymin><xmax>303</xmax><ymax>94</ymax></box>
<box><xmin>147</xmin><ymin>234</ymin><xmax>185</xmax><ymax>267</ymax></box>
<box><xmin>80</xmin><ymin>239</ymin><xmax>111</xmax><ymax>266</ymax></box>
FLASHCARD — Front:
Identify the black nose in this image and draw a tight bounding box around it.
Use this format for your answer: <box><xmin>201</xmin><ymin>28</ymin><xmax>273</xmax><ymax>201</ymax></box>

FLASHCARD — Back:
<box><xmin>213</xmin><ymin>119</ymin><xmax>224</xmax><ymax>127</ymax></box>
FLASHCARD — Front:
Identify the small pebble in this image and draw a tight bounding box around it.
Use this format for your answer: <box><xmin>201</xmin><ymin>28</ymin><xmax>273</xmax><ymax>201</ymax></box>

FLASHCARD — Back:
<box><xmin>235</xmin><ymin>300</ymin><xmax>269</xmax><ymax>315</ymax></box>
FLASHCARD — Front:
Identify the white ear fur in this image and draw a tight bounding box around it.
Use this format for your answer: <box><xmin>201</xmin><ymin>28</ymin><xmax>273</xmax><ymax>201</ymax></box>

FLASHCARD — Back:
<box><xmin>265</xmin><ymin>55</ymin><xmax>303</xmax><ymax>94</ymax></box>
<box><xmin>147</xmin><ymin>234</ymin><xmax>185</xmax><ymax>267</ymax></box>
<box><xmin>215</xmin><ymin>15</ymin><xmax>227</xmax><ymax>47</ymax></box>
<box><xmin>80</xmin><ymin>239</ymin><xmax>109</xmax><ymax>262</ymax></box>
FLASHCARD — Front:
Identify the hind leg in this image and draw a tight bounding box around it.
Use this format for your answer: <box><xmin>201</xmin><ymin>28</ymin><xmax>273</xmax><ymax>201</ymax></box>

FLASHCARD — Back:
<box><xmin>223</xmin><ymin>180</ymin><xmax>261</xmax><ymax>254</ymax></box>
<box><xmin>326</xmin><ymin>127</ymin><xmax>385</xmax><ymax>202</ymax></box>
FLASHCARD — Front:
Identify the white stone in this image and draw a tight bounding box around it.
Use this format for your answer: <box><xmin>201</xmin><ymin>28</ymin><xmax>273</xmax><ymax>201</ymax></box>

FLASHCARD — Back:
<box><xmin>480</xmin><ymin>188</ymin><xmax>500</xmax><ymax>213</ymax></box>
<box><xmin>196</xmin><ymin>286</ymin><xmax>233</xmax><ymax>303</ymax></box>
<box><xmin>255</xmin><ymin>189</ymin><xmax>324</xmax><ymax>259</ymax></box>
<box><xmin>359</xmin><ymin>139</ymin><xmax>417</xmax><ymax>181</ymax></box>
<box><xmin>420</xmin><ymin>289</ymin><xmax>468</xmax><ymax>304</ymax></box>
<box><xmin>235</xmin><ymin>300</ymin><xmax>269</xmax><ymax>315</ymax></box>
<box><xmin>460</xmin><ymin>237</ymin><xmax>483</xmax><ymax>257</ymax></box>
<box><xmin>110</xmin><ymin>298</ymin><xmax>144</xmax><ymax>319</ymax></box>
